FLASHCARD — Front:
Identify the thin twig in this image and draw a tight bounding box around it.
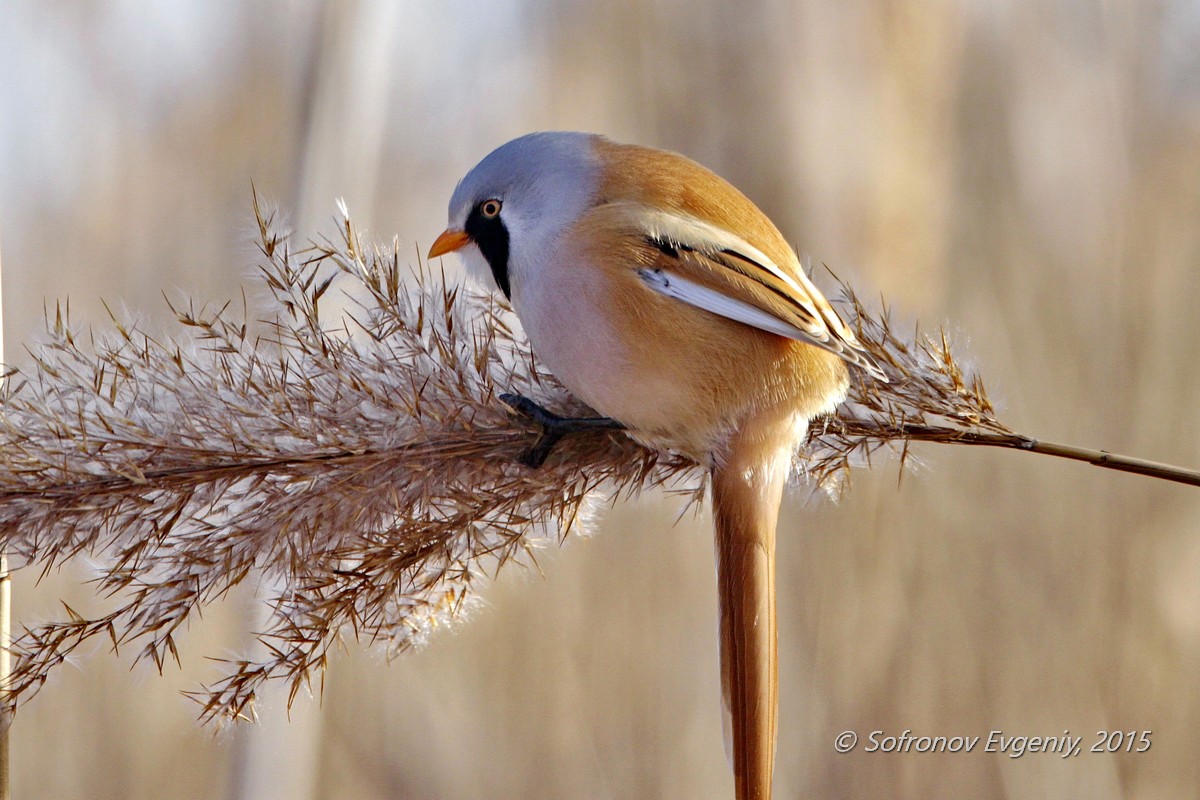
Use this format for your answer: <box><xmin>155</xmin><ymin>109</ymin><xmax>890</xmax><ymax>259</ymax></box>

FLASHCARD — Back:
<box><xmin>833</xmin><ymin>421</ymin><xmax>1200</xmax><ymax>487</ymax></box>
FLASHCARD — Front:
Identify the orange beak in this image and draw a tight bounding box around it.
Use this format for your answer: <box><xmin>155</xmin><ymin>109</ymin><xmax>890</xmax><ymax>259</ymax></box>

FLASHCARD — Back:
<box><xmin>428</xmin><ymin>228</ymin><xmax>470</xmax><ymax>259</ymax></box>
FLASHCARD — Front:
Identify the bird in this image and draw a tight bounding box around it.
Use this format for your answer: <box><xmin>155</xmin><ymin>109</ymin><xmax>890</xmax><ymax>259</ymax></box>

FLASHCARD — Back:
<box><xmin>430</xmin><ymin>132</ymin><xmax>884</xmax><ymax>800</ymax></box>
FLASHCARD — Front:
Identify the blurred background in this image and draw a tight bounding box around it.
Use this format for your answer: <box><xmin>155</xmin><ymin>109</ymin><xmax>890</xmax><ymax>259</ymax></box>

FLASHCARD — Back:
<box><xmin>3</xmin><ymin>1</ymin><xmax>1200</xmax><ymax>798</ymax></box>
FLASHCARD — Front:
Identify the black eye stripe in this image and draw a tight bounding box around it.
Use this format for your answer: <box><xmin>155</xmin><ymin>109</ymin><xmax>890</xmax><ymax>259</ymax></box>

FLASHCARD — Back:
<box><xmin>465</xmin><ymin>204</ymin><xmax>511</xmax><ymax>299</ymax></box>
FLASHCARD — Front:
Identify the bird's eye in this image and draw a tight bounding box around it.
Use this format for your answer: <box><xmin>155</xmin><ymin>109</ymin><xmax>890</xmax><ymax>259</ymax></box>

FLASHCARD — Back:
<box><xmin>480</xmin><ymin>199</ymin><xmax>502</xmax><ymax>219</ymax></box>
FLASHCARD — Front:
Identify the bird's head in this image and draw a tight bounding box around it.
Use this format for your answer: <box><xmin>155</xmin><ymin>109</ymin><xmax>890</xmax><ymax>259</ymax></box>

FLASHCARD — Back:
<box><xmin>429</xmin><ymin>131</ymin><xmax>602</xmax><ymax>299</ymax></box>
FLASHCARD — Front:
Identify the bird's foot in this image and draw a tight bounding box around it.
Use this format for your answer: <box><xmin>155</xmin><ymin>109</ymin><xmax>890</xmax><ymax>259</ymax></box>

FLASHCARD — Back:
<box><xmin>499</xmin><ymin>393</ymin><xmax>625</xmax><ymax>468</ymax></box>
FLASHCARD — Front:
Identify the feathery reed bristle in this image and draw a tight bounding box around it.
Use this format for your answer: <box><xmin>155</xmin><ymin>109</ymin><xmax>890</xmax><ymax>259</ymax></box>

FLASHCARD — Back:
<box><xmin>802</xmin><ymin>274</ymin><xmax>1016</xmax><ymax>488</ymax></box>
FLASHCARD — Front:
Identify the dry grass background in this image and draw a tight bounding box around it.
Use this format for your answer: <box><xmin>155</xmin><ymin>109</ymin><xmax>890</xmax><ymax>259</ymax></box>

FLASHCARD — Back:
<box><xmin>2</xmin><ymin>1</ymin><xmax>1200</xmax><ymax>799</ymax></box>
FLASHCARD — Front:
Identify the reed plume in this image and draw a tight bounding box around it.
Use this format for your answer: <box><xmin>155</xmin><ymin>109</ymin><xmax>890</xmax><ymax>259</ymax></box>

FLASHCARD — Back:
<box><xmin>0</xmin><ymin>198</ymin><xmax>1193</xmax><ymax>725</ymax></box>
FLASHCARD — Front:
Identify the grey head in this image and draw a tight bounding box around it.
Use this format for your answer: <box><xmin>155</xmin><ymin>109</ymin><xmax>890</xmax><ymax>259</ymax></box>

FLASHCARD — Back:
<box><xmin>442</xmin><ymin>131</ymin><xmax>603</xmax><ymax>299</ymax></box>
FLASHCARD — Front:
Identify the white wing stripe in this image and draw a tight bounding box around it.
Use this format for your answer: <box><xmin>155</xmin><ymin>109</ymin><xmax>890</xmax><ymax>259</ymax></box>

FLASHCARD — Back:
<box><xmin>633</xmin><ymin>206</ymin><xmax>812</xmax><ymax>299</ymax></box>
<box><xmin>639</xmin><ymin>268</ymin><xmax>813</xmax><ymax>342</ymax></box>
<box><xmin>638</xmin><ymin>268</ymin><xmax>888</xmax><ymax>381</ymax></box>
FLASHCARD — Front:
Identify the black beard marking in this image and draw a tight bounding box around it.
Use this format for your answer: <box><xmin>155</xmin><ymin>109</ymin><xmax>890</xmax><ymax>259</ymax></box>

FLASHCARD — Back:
<box><xmin>465</xmin><ymin>206</ymin><xmax>511</xmax><ymax>299</ymax></box>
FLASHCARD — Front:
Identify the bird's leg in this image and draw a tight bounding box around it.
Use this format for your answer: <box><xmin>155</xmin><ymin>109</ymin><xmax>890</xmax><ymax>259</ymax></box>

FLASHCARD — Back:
<box><xmin>499</xmin><ymin>393</ymin><xmax>625</xmax><ymax>468</ymax></box>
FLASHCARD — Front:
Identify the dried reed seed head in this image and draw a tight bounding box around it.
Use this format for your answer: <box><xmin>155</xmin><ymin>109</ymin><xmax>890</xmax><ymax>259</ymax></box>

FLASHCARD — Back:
<box><xmin>0</xmin><ymin>200</ymin><xmax>997</xmax><ymax>723</ymax></box>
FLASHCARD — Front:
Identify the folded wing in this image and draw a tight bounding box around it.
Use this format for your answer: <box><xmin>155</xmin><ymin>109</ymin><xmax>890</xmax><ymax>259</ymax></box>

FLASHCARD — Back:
<box><xmin>620</xmin><ymin>204</ymin><xmax>886</xmax><ymax>382</ymax></box>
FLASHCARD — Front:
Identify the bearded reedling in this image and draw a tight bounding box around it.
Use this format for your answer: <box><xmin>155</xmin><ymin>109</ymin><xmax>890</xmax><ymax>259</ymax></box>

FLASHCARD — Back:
<box><xmin>432</xmin><ymin>132</ymin><xmax>884</xmax><ymax>799</ymax></box>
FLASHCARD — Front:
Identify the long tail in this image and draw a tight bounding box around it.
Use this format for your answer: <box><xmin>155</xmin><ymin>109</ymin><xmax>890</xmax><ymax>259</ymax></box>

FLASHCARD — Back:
<box><xmin>711</xmin><ymin>433</ymin><xmax>790</xmax><ymax>800</ymax></box>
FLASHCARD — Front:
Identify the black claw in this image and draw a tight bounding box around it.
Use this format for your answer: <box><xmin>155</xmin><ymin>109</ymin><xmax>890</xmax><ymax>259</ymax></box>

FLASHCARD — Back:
<box><xmin>499</xmin><ymin>393</ymin><xmax>624</xmax><ymax>468</ymax></box>
<box><xmin>518</xmin><ymin>432</ymin><xmax>562</xmax><ymax>469</ymax></box>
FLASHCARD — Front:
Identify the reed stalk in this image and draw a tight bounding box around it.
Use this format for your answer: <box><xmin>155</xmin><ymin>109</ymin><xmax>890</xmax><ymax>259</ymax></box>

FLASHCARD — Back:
<box><xmin>0</xmin><ymin>224</ymin><xmax>11</xmax><ymax>800</ymax></box>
